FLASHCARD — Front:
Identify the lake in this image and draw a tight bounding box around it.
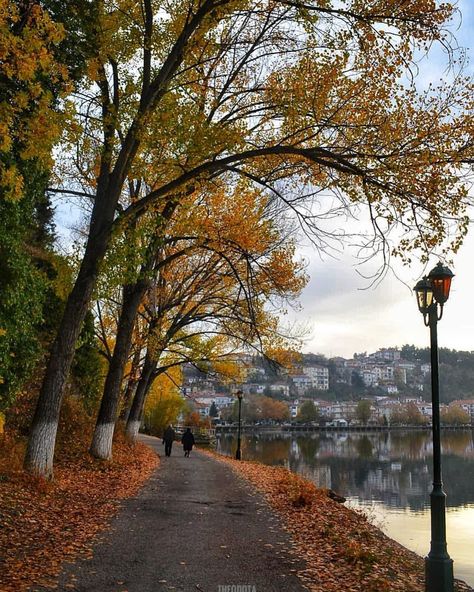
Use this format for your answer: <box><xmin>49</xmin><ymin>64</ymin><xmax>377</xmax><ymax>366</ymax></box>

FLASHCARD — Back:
<box><xmin>216</xmin><ymin>429</ymin><xmax>474</xmax><ymax>587</ymax></box>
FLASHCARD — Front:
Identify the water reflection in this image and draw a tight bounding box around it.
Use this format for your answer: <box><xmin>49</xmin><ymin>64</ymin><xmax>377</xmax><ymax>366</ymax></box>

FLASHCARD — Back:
<box><xmin>217</xmin><ymin>430</ymin><xmax>474</xmax><ymax>510</ymax></box>
<box><xmin>216</xmin><ymin>429</ymin><xmax>474</xmax><ymax>586</ymax></box>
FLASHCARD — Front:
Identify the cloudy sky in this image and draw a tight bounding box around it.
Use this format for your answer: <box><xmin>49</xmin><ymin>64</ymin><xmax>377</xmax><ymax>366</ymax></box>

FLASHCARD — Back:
<box><xmin>295</xmin><ymin>1</ymin><xmax>474</xmax><ymax>358</ymax></box>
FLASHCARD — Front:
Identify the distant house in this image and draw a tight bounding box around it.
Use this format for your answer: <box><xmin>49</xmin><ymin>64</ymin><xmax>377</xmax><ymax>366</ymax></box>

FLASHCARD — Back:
<box><xmin>291</xmin><ymin>366</ymin><xmax>329</xmax><ymax>393</ymax></box>
<box><xmin>195</xmin><ymin>395</ymin><xmax>234</xmax><ymax>407</ymax></box>
<box><xmin>327</xmin><ymin>418</ymin><xmax>348</xmax><ymax>428</ymax></box>
<box><xmin>420</xmin><ymin>363</ymin><xmax>431</xmax><ymax>375</ymax></box>
<box><xmin>269</xmin><ymin>383</ymin><xmax>290</xmax><ymax>397</ymax></box>
<box><xmin>325</xmin><ymin>401</ymin><xmax>357</xmax><ymax>420</ymax></box>
<box><xmin>370</xmin><ymin>348</ymin><xmax>401</xmax><ymax>362</ymax></box>
<box><xmin>194</xmin><ymin>401</ymin><xmax>210</xmax><ymax>417</ymax></box>
<box><xmin>289</xmin><ymin>400</ymin><xmax>300</xmax><ymax>418</ymax></box>
<box><xmin>244</xmin><ymin>383</ymin><xmax>265</xmax><ymax>394</ymax></box>
<box><xmin>291</xmin><ymin>374</ymin><xmax>313</xmax><ymax>395</ymax></box>
<box><xmin>362</xmin><ymin>370</ymin><xmax>378</xmax><ymax>387</ymax></box>
<box><xmin>381</xmin><ymin>384</ymin><xmax>398</xmax><ymax>395</ymax></box>
<box><xmin>416</xmin><ymin>402</ymin><xmax>432</xmax><ymax>417</ymax></box>
<box><xmin>396</xmin><ymin>360</ymin><xmax>417</xmax><ymax>372</ymax></box>
<box><xmin>246</xmin><ymin>366</ymin><xmax>266</xmax><ymax>377</ymax></box>
<box><xmin>451</xmin><ymin>399</ymin><xmax>474</xmax><ymax>419</ymax></box>
<box><xmin>302</xmin><ymin>366</ymin><xmax>329</xmax><ymax>390</ymax></box>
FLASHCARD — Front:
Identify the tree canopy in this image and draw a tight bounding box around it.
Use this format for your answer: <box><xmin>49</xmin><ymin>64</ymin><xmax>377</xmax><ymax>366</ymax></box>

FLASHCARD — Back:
<box><xmin>14</xmin><ymin>0</ymin><xmax>474</xmax><ymax>476</ymax></box>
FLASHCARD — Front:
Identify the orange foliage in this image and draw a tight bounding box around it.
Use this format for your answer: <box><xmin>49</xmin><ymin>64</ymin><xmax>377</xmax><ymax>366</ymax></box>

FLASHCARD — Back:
<box><xmin>0</xmin><ymin>434</ymin><xmax>157</xmax><ymax>591</ymax></box>
<box><xmin>0</xmin><ymin>0</ymin><xmax>68</xmax><ymax>200</ymax></box>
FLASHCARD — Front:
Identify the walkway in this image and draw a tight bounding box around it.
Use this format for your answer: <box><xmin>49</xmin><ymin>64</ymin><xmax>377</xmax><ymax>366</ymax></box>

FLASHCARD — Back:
<box><xmin>46</xmin><ymin>435</ymin><xmax>308</xmax><ymax>592</ymax></box>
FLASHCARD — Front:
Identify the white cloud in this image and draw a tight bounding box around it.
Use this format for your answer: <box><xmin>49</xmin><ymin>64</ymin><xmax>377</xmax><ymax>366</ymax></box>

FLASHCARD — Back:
<box><xmin>294</xmin><ymin>225</ymin><xmax>474</xmax><ymax>358</ymax></box>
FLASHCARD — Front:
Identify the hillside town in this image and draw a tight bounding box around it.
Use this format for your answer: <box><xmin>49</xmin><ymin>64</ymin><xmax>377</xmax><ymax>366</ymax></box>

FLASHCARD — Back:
<box><xmin>182</xmin><ymin>347</ymin><xmax>474</xmax><ymax>426</ymax></box>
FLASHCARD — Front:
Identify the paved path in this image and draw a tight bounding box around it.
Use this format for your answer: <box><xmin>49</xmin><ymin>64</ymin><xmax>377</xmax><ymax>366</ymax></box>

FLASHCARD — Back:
<box><xmin>46</xmin><ymin>435</ymin><xmax>308</xmax><ymax>592</ymax></box>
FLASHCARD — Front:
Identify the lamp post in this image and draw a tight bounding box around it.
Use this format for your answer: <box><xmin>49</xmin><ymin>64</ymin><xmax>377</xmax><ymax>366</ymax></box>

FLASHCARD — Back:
<box><xmin>413</xmin><ymin>262</ymin><xmax>454</xmax><ymax>592</ymax></box>
<box><xmin>235</xmin><ymin>390</ymin><xmax>243</xmax><ymax>460</ymax></box>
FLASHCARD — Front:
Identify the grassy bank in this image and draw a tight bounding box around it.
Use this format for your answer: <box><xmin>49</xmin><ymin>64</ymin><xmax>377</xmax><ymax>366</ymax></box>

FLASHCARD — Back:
<box><xmin>203</xmin><ymin>449</ymin><xmax>472</xmax><ymax>592</ymax></box>
<box><xmin>0</xmin><ymin>433</ymin><xmax>158</xmax><ymax>591</ymax></box>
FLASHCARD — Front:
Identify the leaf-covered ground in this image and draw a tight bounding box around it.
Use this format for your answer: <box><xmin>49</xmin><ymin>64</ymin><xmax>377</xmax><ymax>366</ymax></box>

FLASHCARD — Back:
<box><xmin>202</xmin><ymin>450</ymin><xmax>472</xmax><ymax>592</ymax></box>
<box><xmin>0</xmin><ymin>436</ymin><xmax>158</xmax><ymax>591</ymax></box>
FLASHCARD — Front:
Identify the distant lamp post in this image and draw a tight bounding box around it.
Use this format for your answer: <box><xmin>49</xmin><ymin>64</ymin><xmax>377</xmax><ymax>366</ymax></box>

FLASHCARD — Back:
<box><xmin>413</xmin><ymin>262</ymin><xmax>454</xmax><ymax>592</ymax></box>
<box><xmin>235</xmin><ymin>390</ymin><xmax>243</xmax><ymax>460</ymax></box>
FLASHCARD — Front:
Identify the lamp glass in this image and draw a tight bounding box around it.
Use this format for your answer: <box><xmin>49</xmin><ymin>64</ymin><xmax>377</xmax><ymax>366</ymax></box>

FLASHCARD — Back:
<box><xmin>414</xmin><ymin>277</ymin><xmax>433</xmax><ymax>314</ymax></box>
<box><xmin>428</xmin><ymin>262</ymin><xmax>454</xmax><ymax>304</ymax></box>
<box><xmin>431</xmin><ymin>276</ymin><xmax>452</xmax><ymax>304</ymax></box>
<box><xmin>417</xmin><ymin>288</ymin><xmax>433</xmax><ymax>312</ymax></box>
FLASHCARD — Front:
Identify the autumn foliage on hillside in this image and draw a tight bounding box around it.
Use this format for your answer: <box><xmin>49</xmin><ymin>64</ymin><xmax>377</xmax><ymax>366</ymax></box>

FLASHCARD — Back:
<box><xmin>204</xmin><ymin>450</ymin><xmax>472</xmax><ymax>592</ymax></box>
<box><xmin>0</xmin><ymin>411</ymin><xmax>157</xmax><ymax>592</ymax></box>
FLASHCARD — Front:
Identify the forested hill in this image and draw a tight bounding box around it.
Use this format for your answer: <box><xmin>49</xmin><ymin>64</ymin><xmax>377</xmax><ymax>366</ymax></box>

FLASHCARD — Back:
<box><xmin>401</xmin><ymin>345</ymin><xmax>474</xmax><ymax>403</ymax></box>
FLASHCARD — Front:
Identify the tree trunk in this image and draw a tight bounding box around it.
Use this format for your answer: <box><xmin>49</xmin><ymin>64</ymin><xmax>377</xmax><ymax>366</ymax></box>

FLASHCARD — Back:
<box><xmin>90</xmin><ymin>282</ymin><xmax>147</xmax><ymax>459</ymax></box>
<box><xmin>24</xmin><ymin>226</ymin><xmax>112</xmax><ymax>476</ymax></box>
<box><xmin>91</xmin><ymin>202</ymin><xmax>176</xmax><ymax>458</ymax></box>
<box><xmin>24</xmin><ymin>185</ymin><xmax>117</xmax><ymax>477</ymax></box>
<box><xmin>119</xmin><ymin>348</ymin><xmax>142</xmax><ymax>422</ymax></box>
<box><xmin>125</xmin><ymin>352</ymin><xmax>157</xmax><ymax>442</ymax></box>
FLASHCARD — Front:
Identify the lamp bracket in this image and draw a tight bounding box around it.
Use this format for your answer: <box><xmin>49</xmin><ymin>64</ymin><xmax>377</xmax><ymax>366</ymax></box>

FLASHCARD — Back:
<box><xmin>437</xmin><ymin>304</ymin><xmax>444</xmax><ymax>322</ymax></box>
<box><xmin>425</xmin><ymin>303</ymin><xmax>443</xmax><ymax>326</ymax></box>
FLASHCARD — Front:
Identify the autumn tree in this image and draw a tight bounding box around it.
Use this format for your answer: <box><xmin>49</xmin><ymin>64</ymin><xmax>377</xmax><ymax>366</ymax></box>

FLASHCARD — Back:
<box><xmin>405</xmin><ymin>402</ymin><xmax>428</xmax><ymax>426</ymax></box>
<box><xmin>27</xmin><ymin>1</ymin><xmax>474</xmax><ymax>476</ymax></box>
<box><xmin>0</xmin><ymin>0</ymin><xmax>99</xmax><ymax>414</ymax></box>
<box><xmin>229</xmin><ymin>394</ymin><xmax>289</xmax><ymax>422</ymax></box>
<box><xmin>260</xmin><ymin>397</ymin><xmax>290</xmax><ymax>421</ymax></box>
<box><xmin>390</xmin><ymin>402</ymin><xmax>428</xmax><ymax>425</ymax></box>
<box><xmin>89</xmin><ymin>182</ymin><xmax>303</xmax><ymax>455</ymax></box>
<box><xmin>441</xmin><ymin>405</ymin><xmax>470</xmax><ymax>426</ymax></box>
<box><xmin>123</xmin><ymin>213</ymin><xmax>305</xmax><ymax>444</ymax></box>
<box><xmin>142</xmin><ymin>367</ymin><xmax>186</xmax><ymax>436</ymax></box>
<box><xmin>0</xmin><ymin>0</ymin><xmax>65</xmax><ymax>408</ymax></box>
<box><xmin>297</xmin><ymin>400</ymin><xmax>319</xmax><ymax>423</ymax></box>
<box><xmin>355</xmin><ymin>399</ymin><xmax>372</xmax><ymax>425</ymax></box>
<box><xmin>184</xmin><ymin>410</ymin><xmax>208</xmax><ymax>428</ymax></box>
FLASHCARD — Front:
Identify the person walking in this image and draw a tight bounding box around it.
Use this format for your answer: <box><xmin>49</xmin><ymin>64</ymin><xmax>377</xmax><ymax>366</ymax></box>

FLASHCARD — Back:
<box><xmin>162</xmin><ymin>425</ymin><xmax>176</xmax><ymax>457</ymax></box>
<box><xmin>181</xmin><ymin>427</ymin><xmax>195</xmax><ymax>457</ymax></box>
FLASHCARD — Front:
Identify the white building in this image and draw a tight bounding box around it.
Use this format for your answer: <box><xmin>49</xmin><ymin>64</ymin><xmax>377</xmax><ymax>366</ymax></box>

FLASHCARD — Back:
<box><xmin>290</xmin><ymin>400</ymin><xmax>300</xmax><ymax>418</ymax></box>
<box><xmin>371</xmin><ymin>348</ymin><xmax>401</xmax><ymax>362</ymax></box>
<box><xmin>420</xmin><ymin>363</ymin><xmax>431</xmax><ymax>375</ymax></box>
<box><xmin>195</xmin><ymin>395</ymin><xmax>234</xmax><ymax>407</ymax></box>
<box><xmin>291</xmin><ymin>374</ymin><xmax>314</xmax><ymax>394</ymax></box>
<box><xmin>269</xmin><ymin>383</ymin><xmax>291</xmax><ymax>397</ymax></box>
<box><xmin>396</xmin><ymin>360</ymin><xmax>417</xmax><ymax>374</ymax></box>
<box><xmin>302</xmin><ymin>366</ymin><xmax>330</xmax><ymax>390</ymax></box>
<box><xmin>362</xmin><ymin>370</ymin><xmax>378</xmax><ymax>387</ymax></box>
<box><xmin>380</xmin><ymin>366</ymin><xmax>394</xmax><ymax>381</ymax></box>
<box><xmin>325</xmin><ymin>401</ymin><xmax>357</xmax><ymax>421</ymax></box>
<box><xmin>416</xmin><ymin>402</ymin><xmax>433</xmax><ymax>417</ymax></box>
<box><xmin>382</xmin><ymin>384</ymin><xmax>399</xmax><ymax>395</ymax></box>
<box><xmin>244</xmin><ymin>383</ymin><xmax>265</xmax><ymax>394</ymax></box>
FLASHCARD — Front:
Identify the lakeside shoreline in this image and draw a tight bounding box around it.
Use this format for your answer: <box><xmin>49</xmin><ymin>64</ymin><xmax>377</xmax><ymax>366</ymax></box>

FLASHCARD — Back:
<box><xmin>216</xmin><ymin>424</ymin><xmax>474</xmax><ymax>433</ymax></box>
<box><xmin>202</xmin><ymin>448</ymin><xmax>473</xmax><ymax>592</ymax></box>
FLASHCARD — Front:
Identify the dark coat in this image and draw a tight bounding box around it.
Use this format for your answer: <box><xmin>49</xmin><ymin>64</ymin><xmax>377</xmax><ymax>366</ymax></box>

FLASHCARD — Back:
<box><xmin>163</xmin><ymin>426</ymin><xmax>175</xmax><ymax>443</ymax></box>
<box><xmin>181</xmin><ymin>431</ymin><xmax>195</xmax><ymax>451</ymax></box>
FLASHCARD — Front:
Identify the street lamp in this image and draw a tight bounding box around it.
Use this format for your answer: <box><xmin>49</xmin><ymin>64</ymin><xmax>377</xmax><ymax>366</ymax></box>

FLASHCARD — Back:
<box><xmin>413</xmin><ymin>262</ymin><xmax>454</xmax><ymax>592</ymax></box>
<box><xmin>235</xmin><ymin>390</ymin><xmax>243</xmax><ymax>460</ymax></box>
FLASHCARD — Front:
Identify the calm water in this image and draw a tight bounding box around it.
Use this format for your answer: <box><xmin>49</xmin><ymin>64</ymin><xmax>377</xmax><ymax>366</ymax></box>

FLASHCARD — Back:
<box><xmin>216</xmin><ymin>430</ymin><xmax>474</xmax><ymax>587</ymax></box>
